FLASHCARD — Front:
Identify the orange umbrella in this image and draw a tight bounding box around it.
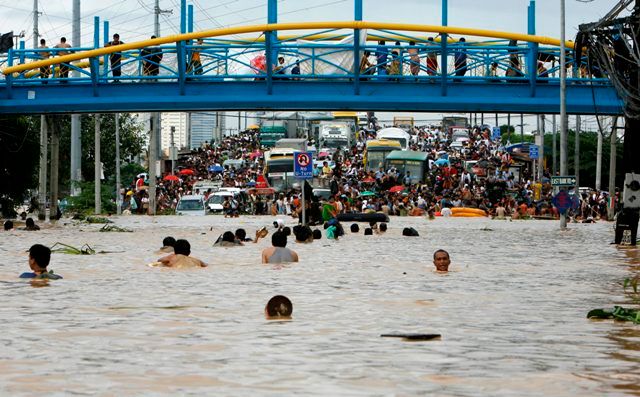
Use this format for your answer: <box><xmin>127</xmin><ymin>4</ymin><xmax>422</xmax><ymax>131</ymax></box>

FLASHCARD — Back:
<box><xmin>389</xmin><ymin>185</ymin><xmax>405</xmax><ymax>193</ymax></box>
<box><xmin>163</xmin><ymin>174</ymin><xmax>180</xmax><ymax>181</ymax></box>
<box><xmin>179</xmin><ymin>169</ymin><xmax>195</xmax><ymax>175</ymax></box>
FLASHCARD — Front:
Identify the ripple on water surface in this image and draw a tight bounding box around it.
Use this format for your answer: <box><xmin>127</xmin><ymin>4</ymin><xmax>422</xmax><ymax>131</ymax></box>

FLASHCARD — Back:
<box><xmin>0</xmin><ymin>216</ymin><xmax>639</xmax><ymax>396</ymax></box>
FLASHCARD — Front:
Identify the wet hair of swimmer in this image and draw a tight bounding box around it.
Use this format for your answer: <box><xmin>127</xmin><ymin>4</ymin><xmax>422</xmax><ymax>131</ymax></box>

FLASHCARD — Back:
<box><xmin>29</xmin><ymin>244</ymin><xmax>51</xmax><ymax>268</ymax></box>
<box><xmin>162</xmin><ymin>236</ymin><xmax>176</xmax><ymax>248</ymax></box>
<box><xmin>402</xmin><ymin>227</ymin><xmax>420</xmax><ymax>237</ymax></box>
<box><xmin>26</xmin><ymin>218</ymin><xmax>35</xmax><ymax>228</ymax></box>
<box><xmin>265</xmin><ymin>295</ymin><xmax>293</xmax><ymax>318</ymax></box>
<box><xmin>350</xmin><ymin>223</ymin><xmax>359</xmax><ymax>233</ymax></box>
<box><xmin>312</xmin><ymin>229</ymin><xmax>322</xmax><ymax>239</ymax></box>
<box><xmin>272</xmin><ymin>231</ymin><xmax>287</xmax><ymax>247</ymax></box>
<box><xmin>323</xmin><ymin>222</ymin><xmax>329</xmax><ymax>230</ymax></box>
<box><xmin>174</xmin><ymin>239</ymin><xmax>191</xmax><ymax>256</ymax></box>
<box><xmin>4</xmin><ymin>220</ymin><xmax>13</xmax><ymax>231</ymax></box>
<box><xmin>282</xmin><ymin>226</ymin><xmax>291</xmax><ymax>237</ymax></box>
<box><xmin>433</xmin><ymin>249</ymin><xmax>450</xmax><ymax>260</ymax></box>
<box><xmin>379</xmin><ymin>223</ymin><xmax>387</xmax><ymax>232</ymax></box>
<box><xmin>364</xmin><ymin>228</ymin><xmax>373</xmax><ymax>235</ymax></box>
<box><xmin>222</xmin><ymin>231</ymin><xmax>236</xmax><ymax>243</ymax></box>
<box><xmin>235</xmin><ymin>228</ymin><xmax>247</xmax><ymax>241</ymax></box>
<box><xmin>294</xmin><ymin>226</ymin><xmax>312</xmax><ymax>242</ymax></box>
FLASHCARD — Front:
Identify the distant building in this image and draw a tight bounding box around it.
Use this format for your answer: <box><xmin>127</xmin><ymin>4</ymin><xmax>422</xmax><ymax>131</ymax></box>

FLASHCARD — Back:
<box><xmin>190</xmin><ymin>112</ymin><xmax>219</xmax><ymax>149</ymax></box>
<box><xmin>161</xmin><ymin>112</ymin><xmax>188</xmax><ymax>149</ymax></box>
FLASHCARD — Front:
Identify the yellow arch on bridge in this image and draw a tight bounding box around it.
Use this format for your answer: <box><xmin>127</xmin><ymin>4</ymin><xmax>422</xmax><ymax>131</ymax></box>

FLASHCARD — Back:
<box><xmin>3</xmin><ymin>21</ymin><xmax>573</xmax><ymax>75</ymax></box>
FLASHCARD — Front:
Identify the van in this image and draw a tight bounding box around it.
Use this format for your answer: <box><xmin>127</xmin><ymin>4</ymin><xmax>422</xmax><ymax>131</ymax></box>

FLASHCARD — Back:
<box><xmin>176</xmin><ymin>195</ymin><xmax>206</xmax><ymax>216</ymax></box>
<box><xmin>207</xmin><ymin>189</ymin><xmax>247</xmax><ymax>213</ymax></box>
<box><xmin>223</xmin><ymin>159</ymin><xmax>246</xmax><ymax>169</ymax></box>
<box><xmin>192</xmin><ymin>180</ymin><xmax>222</xmax><ymax>196</ymax></box>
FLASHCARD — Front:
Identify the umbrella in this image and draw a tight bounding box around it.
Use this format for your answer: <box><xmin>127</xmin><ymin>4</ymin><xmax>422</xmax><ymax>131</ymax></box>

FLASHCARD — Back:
<box><xmin>248</xmin><ymin>124</ymin><xmax>260</xmax><ymax>130</ymax></box>
<box><xmin>389</xmin><ymin>185</ymin><xmax>405</xmax><ymax>193</ymax></box>
<box><xmin>208</xmin><ymin>165</ymin><xmax>224</xmax><ymax>173</ymax></box>
<box><xmin>179</xmin><ymin>169</ymin><xmax>195</xmax><ymax>175</ymax></box>
<box><xmin>163</xmin><ymin>174</ymin><xmax>180</xmax><ymax>182</ymax></box>
<box><xmin>250</xmin><ymin>54</ymin><xmax>267</xmax><ymax>74</ymax></box>
<box><xmin>359</xmin><ymin>191</ymin><xmax>376</xmax><ymax>197</ymax></box>
<box><xmin>318</xmin><ymin>152</ymin><xmax>329</xmax><ymax>158</ymax></box>
<box><xmin>361</xmin><ymin>176</ymin><xmax>376</xmax><ymax>183</ymax></box>
<box><xmin>247</xmin><ymin>181</ymin><xmax>256</xmax><ymax>187</ymax></box>
<box><xmin>434</xmin><ymin>158</ymin><xmax>450</xmax><ymax>167</ymax></box>
<box><xmin>249</xmin><ymin>151</ymin><xmax>263</xmax><ymax>159</ymax></box>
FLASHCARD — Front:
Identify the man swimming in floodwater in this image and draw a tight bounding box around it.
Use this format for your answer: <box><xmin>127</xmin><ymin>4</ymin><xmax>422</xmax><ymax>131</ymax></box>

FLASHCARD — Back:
<box><xmin>159</xmin><ymin>236</ymin><xmax>176</xmax><ymax>253</ymax></box>
<box><xmin>264</xmin><ymin>295</ymin><xmax>293</xmax><ymax>319</ymax></box>
<box><xmin>261</xmin><ymin>231</ymin><xmax>299</xmax><ymax>263</ymax></box>
<box><xmin>158</xmin><ymin>239</ymin><xmax>207</xmax><ymax>268</ymax></box>
<box><xmin>20</xmin><ymin>244</ymin><xmax>63</xmax><ymax>279</ymax></box>
<box><xmin>433</xmin><ymin>249</ymin><xmax>451</xmax><ymax>272</ymax></box>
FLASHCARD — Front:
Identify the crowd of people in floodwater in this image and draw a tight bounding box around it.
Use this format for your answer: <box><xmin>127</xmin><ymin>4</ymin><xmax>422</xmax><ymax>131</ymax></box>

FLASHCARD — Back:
<box><xmin>118</xmin><ymin>121</ymin><xmax>614</xmax><ymax>223</ymax></box>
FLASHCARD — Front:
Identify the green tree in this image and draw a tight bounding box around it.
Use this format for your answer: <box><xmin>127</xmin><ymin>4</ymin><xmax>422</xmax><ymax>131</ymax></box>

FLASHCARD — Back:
<box><xmin>0</xmin><ymin>116</ymin><xmax>40</xmax><ymax>217</ymax></box>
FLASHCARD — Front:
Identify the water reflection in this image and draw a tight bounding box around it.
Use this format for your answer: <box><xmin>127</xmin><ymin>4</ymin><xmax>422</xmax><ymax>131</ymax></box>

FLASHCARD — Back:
<box><xmin>0</xmin><ymin>216</ymin><xmax>638</xmax><ymax>395</ymax></box>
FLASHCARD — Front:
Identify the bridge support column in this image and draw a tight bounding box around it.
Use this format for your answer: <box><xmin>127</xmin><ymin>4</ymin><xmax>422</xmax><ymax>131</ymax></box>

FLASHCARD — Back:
<box><xmin>353</xmin><ymin>0</ymin><xmax>363</xmax><ymax>95</ymax></box>
<box><xmin>148</xmin><ymin>114</ymin><xmax>158</xmax><ymax>216</ymax></box>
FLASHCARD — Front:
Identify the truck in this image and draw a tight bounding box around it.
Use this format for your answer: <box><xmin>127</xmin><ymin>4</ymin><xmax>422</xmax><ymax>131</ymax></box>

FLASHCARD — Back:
<box><xmin>264</xmin><ymin>148</ymin><xmax>296</xmax><ymax>192</ymax></box>
<box><xmin>442</xmin><ymin>116</ymin><xmax>469</xmax><ymax>132</ymax></box>
<box><xmin>259</xmin><ymin>125</ymin><xmax>288</xmax><ymax>147</ymax></box>
<box><xmin>393</xmin><ymin>116</ymin><xmax>414</xmax><ymax>132</ymax></box>
<box><xmin>275</xmin><ymin>138</ymin><xmax>308</xmax><ymax>153</ymax></box>
<box><xmin>318</xmin><ymin>122</ymin><xmax>352</xmax><ymax>155</ymax></box>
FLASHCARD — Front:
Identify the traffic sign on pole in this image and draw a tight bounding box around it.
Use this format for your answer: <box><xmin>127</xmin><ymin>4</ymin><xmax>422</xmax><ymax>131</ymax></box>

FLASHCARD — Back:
<box><xmin>293</xmin><ymin>151</ymin><xmax>313</xmax><ymax>180</ymax></box>
<box><xmin>529</xmin><ymin>144</ymin><xmax>539</xmax><ymax>159</ymax></box>
<box><xmin>551</xmin><ymin>175</ymin><xmax>576</xmax><ymax>186</ymax></box>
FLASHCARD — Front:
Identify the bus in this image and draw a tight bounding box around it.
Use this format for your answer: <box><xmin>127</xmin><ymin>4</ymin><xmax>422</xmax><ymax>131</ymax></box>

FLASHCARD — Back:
<box><xmin>384</xmin><ymin>150</ymin><xmax>430</xmax><ymax>184</ymax></box>
<box><xmin>364</xmin><ymin>139</ymin><xmax>402</xmax><ymax>171</ymax></box>
<box><xmin>264</xmin><ymin>148</ymin><xmax>295</xmax><ymax>192</ymax></box>
<box><xmin>376</xmin><ymin>127</ymin><xmax>411</xmax><ymax>150</ymax></box>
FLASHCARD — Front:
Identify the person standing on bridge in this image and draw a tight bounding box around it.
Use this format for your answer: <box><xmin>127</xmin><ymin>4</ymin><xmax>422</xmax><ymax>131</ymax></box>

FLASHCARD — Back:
<box><xmin>38</xmin><ymin>38</ymin><xmax>51</xmax><ymax>82</ymax></box>
<box><xmin>105</xmin><ymin>34</ymin><xmax>124</xmax><ymax>82</ymax></box>
<box><xmin>187</xmin><ymin>38</ymin><xmax>204</xmax><ymax>77</ymax></box>
<box><xmin>53</xmin><ymin>37</ymin><xmax>71</xmax><ymax>80</ymax></box>
<box><xmin>375</xmin><ymin>40</ymin><xmax>388</xmax><ymax>78</ymax></box>
<box><xmin>141</xmin><ymin>36</ymin><xmax>163</xmax><ymax>80</ymax></box>
<box><xmin>426</xmin><ymin>37</ymin><xmax>438</xmax><ymax>77</ymax></box>
<box><xmin>454</xmin><ymin>37</ymin><xmax>467</xmax><ymax>81</ymax></box>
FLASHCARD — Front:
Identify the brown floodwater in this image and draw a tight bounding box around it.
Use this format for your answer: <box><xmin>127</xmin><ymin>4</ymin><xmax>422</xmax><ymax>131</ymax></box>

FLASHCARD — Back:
<box><xmin>1</xmin><ymin>215</ymin><xmax>639</xmax><ymax>396</ymax></box>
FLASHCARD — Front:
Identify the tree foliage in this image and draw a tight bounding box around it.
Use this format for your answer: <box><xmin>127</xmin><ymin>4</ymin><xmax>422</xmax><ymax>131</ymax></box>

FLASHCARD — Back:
<box><xmin>0</xmin><ymin>116</ymin><xmax>40</xmax><ymax>217</ymax></box>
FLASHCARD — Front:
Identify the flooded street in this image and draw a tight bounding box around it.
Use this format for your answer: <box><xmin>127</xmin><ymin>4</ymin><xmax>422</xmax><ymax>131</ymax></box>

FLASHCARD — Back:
<box><xmin>1</xmin><ymin>216</ymin><xmax>639</xmax><ymax>396</ymax></box>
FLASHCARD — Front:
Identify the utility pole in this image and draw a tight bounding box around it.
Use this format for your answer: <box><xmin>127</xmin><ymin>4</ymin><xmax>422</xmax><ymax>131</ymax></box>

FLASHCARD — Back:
<box><xmin>537</xmin><ymin>114</ymin><xmax>545</xmax><ymax>181</ymax></box>
<box><xmin>38</xmin><ymin>116</ymin><xmax>48</xmax><ymax>221</ymax></box>
<box><xmin>49</xmin><ymin>118</ymin><xmax>60</xmax><ymax>222</ymax></box>
<box><xmin>115</xmin><ymin>113</ymin><xmax>122</xmax><ymax>215</ymax></box>
<box><xmin>608</xmin><ymin>116</ymin><xmax>618</xmax><ymax>220</ymax></box>
<box><xmin>595</xmin><ymin>116</ymin><xmax>603</xmax><ymax>191</ymax></box>
<box><xmin>552</xmin><ymin>114</ymin><xmax>557</xmax><ymax>175</ymax></box>
<box><xmin>170</xmin><ymin>126</ymin><xmax>176</xmax><ymax>174</ymax></box>
<box><xmin>148</xmin><ymin>0</ymin><xmax>172</xmax><ymax>215</ymax></box>
<box><xmin>70</xmin><ymin>0</ymin><xmax>82</xmax><ymax>196</ymax></box>
<box><xmin>575</xmin><ymin>115</ymin><xmax>580</xmax><ymax>194</ymax></box>
<box><xmin>520</xmin><ymin>113</ymin><xmax>524</xmax><ymax>142</ymax></box>
<box><xmin>95</xmin><ymin>115</ymin><xmax>101</xmax><ymax>214</ymax></box>
<box><xmin>32</xmin><ymin>0</ymin><xmax>39</xmax><ymax>49</ymax></box>
<box><xmin>559</xmin><ymin>0</ymin><xmax>568</xmax><ymax>229</ymax></box>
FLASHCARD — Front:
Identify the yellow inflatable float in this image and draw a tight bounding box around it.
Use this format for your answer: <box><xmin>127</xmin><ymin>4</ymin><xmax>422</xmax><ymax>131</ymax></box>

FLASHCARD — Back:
<box><xmin>451</xmin><ymin>207</ymin><xmax>487</xmax><ymax>217</ymax></box>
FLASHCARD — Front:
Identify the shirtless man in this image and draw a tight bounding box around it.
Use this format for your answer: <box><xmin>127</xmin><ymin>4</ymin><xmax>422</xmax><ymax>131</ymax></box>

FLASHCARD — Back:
<box><xmin>261</xmin><ymin>231</ymin><xmax>299</xmax><ymax>264</ymax></box>
<box><xmin>158</xmin><ymin>239</ymin><xmax>207</xmax><ymax>268</ymax></box>
<box><xmin>433</xmin><ymin>249</ymin><xmax>451</xmax><ymax>272</ymax></box>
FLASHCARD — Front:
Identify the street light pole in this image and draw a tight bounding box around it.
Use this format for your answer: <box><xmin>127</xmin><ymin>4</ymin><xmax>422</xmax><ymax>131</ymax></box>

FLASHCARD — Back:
<box><xmin>559</xmin><ymin>0</ymin><xmax>568</xmax><ymax>229</ymax></box>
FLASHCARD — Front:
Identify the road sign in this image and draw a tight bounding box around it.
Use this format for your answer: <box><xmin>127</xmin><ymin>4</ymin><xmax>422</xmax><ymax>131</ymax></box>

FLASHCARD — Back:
<box><xmin>552</xmin><ymin>190</ymin><xmax>580</xmax><ymax>214</ymax></box>
<box><xmin>551</xmin><ymin>175</ymin><xmax>576</xmax><ymax>186</ymax></box>
<box><xmin>293</xmin><ymin>151</ymin><xmax>313</xmax><ymax>180</ymax></box>
<box><xmin>529</xmin><ymin>144</ymin><xmax>539</xmax><ymax>159</ymax></box>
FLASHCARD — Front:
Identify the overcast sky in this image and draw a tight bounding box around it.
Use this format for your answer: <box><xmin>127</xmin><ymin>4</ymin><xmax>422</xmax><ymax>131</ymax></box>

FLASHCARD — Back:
<box><xmin>0</xmin><ymin>0</ymin><xmax>624</xmax><ymax>46</ymax></box>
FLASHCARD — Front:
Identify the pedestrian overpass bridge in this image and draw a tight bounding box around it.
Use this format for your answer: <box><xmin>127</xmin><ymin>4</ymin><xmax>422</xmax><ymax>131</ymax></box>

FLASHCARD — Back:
<box><xmin>0</xmin><ymin>21</ymin><xmax>623</xmax><ymax>115</ymax></box>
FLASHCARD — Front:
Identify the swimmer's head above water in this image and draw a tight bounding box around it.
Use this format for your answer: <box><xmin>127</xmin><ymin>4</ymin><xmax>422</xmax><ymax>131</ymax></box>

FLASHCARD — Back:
<box><xmin>264</xmin><ymin>295</ymin><xmax>293</xmax><ymax>319</ymax></box>
<box><xmin>433</xmin><ymin>249</ymin><xmax>450</xmax><ymax>272</ymax></box>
